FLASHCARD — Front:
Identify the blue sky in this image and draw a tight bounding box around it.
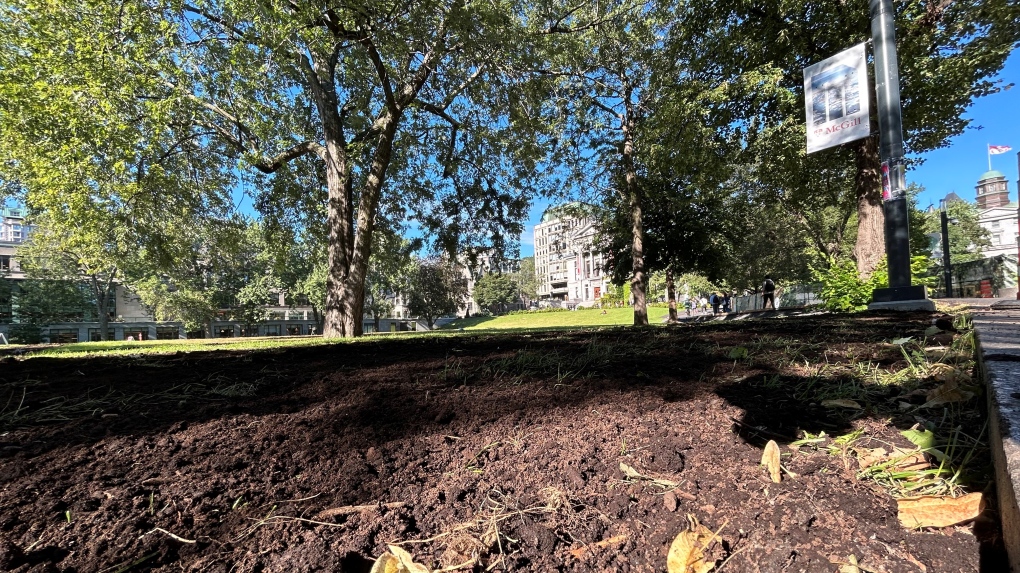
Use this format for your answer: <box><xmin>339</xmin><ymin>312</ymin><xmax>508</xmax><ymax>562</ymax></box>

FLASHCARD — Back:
<box><xmin>909</xmin><ymin>50</ymin><xmax>1020</xmax><ymax>210</ymax></box>
<box><xmin>517</xmin><ymin>50</ymin><xmax>1020</xmax><ymax>258</ymax></box>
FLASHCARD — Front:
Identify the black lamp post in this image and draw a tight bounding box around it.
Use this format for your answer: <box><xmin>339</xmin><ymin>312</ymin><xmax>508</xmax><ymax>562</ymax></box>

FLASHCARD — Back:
<box><xmin>939</xmin><ymin>199</ymin><xmax>953</xmax><ymax>298</ymax></box>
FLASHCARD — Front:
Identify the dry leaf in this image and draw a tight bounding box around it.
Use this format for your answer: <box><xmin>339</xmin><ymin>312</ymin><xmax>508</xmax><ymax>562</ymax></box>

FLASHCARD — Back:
<box><xmin>619</xmin><ymin>462</ymin><xmax>679</xmax><ymax>488</ymax></box>
<box><xmin>897</xmin><ymin>493</ymin><xmax>982</xmax><ymax>529</ymax></box>
<box><xmin>854</xmin><ymin>447</ymin><xmax>889</xmax><ymax>469</ymax></box>
<box><xmin>761</xmin><ymin>440</ymin><xmax>781</xmax><ymax>483</ymax></box>
<box><xmin>922</xmin><ymin>380</ymin><xmax>973</xmax><ymax>408</ymax></box>
<box><xmin>666</xmin><ymin>515</ymin><xmax>718</xmax><ymax>573</ymax></box>
<box><xmin>821</xmin><ymin>399</ymin><xmax>863</xmax><ymax>410</ymax></box>
<box><xmin>930</xmin><ymin>363</ymin><xmax>970</xmax><ymax>384</ymax></box>
<box><xmin>837</xmin><ymin>554</ymin><xmax>861</xmax><ymax>573</ymax></box>
<box><xmin>855</xmin><ymin>446</ymin><xmax>929</xmax><ymax>472</ymax></box>
<box><xmin>370</xmin><ymin>545</ymin><xmax>430</xmax><ymax>573</ymax></box>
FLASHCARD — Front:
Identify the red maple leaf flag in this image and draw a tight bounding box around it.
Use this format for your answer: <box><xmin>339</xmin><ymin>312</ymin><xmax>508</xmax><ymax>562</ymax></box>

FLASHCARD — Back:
<box><xmin>989</xmin><ymin>145</ymin><xmax>1012</xmax><ymax>155</ymax></box>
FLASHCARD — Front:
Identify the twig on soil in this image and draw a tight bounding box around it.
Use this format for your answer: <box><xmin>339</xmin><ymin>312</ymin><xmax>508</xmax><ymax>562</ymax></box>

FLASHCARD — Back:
<box><xmin>140</xmin><ymin>527</ymin><xmax>196</xmax><ymax>544</ymax></box>
<box><xmin>270</xmin><ymin>492</ymin><xmax>322</xmax><ymax>504</ymax></box>
<box><xmin>315</xmin><ymin>501</ymin><xmax>405</xmax><ymax>519</ymax></box>
<box><xmin>714</xmin><ymin>545</ymin><xmax>749</xmax><ymax>573</ymax></box>
<box><xmin>567</xmin><ymin>534</ymin><xmax>628</xmax><ymax>559</ymax></box>
<box><xmin>100</xmin><ymin>551</ymin><xmax>160</xmax><ymax>573</ymax></box>
<box><xmin>730</xmin><ymin>417</ymin><xmax>791</xmax><ymax>441</ymax></box>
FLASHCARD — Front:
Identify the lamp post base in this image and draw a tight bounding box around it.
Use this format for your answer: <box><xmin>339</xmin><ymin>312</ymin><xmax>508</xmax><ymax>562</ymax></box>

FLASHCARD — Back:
<box><xmin>868</xmin><ymin>286</ymin><xmax>936</xmax><ymax>311</ymax></box>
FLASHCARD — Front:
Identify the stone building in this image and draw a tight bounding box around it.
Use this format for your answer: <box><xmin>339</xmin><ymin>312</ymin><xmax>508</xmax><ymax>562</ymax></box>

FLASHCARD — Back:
<box><xmin>533</xmin><ymin>204</ymin><xmax>611</xmax><ymax>306</ymax></box>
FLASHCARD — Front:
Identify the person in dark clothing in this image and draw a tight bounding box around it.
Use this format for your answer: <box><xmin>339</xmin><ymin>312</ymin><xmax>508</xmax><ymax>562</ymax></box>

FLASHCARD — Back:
<box><xmin>761</xmin><ymin>276</ymin><xmax>776</xmax><ymax>310</ymax></box>
<box><xmin>722</xmin><ymin>292</ymin><xmax>731</xmax><ymax>313</ymax></box>
<box><xmin>710</xmin><ymin>292</ymin><xmax>721</xmax><ymax>315</ymax></box>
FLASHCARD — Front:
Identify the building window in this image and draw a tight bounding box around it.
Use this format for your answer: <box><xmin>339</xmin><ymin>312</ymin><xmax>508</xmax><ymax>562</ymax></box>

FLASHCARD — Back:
<box><xmin>217</xmin><ymin>327</ymin><xmax>235</xmax><ymax>338</ymax></box>
<box><xmin>992</xmin><ymin>234</ymin><xmax>1001</xmax><ymax>245</ymax></box>
<box><xmin>88</xmin><ymin>328</ymin><xmax>104</xmax><ymax>341</ymax></box>
<box><xmin>265</xmin><ymin>324</ymin><xmax>281</xmax><ymax>336</ymax></box>
<box><xmin>287</xmin><ymin>324</ymin><xmax>303</xmax><ymax>335</ymax></box>
<box><xmin>0</xmin><ymin>255</ymin><xmax>9</xmax><ymax>270</ymax></box>
<box><xmin>49</xmin><ymin>329</ymin><xmax>79</xmax><ymax>343</ymax></box>
<box><xmin>992</xmin><ymin>220</ymin><xmax>1000</xmax><ymax>229</ymax></box>
<box><xmin>156</xmin><ymin>327</ymin><xmax>179</xmax><ymax>340</ymax></box>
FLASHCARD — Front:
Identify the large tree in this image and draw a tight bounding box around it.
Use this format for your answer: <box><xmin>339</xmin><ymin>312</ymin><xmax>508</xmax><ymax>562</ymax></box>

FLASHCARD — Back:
<box><xmin>166</xmin><ymin>0</ymin><xmax>564</xmax><ymax>338</ymax></box>
<box><xmin>404</xmin><ymin>257</ymin><xmax>467</xmax><ymax>329</ymax></box>
<box><xmin>696</xmin><ymin>0</ymin><xmax>1019</xmax><ymax>278</ymax></box>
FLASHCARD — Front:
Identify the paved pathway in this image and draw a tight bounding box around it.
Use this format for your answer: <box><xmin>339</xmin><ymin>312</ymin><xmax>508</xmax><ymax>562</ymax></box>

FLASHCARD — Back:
<box><xmin>966</xmin><ymin>298</ymin><xmax>1020</xmax><ymax>570</ymax></box>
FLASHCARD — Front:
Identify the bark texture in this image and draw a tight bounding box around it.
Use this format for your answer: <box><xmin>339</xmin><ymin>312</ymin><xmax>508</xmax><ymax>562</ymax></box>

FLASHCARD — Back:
<box><xmin>853</xmin><ymin>134</ymin><xmax>885</xmax><ymax>279</ymax></box>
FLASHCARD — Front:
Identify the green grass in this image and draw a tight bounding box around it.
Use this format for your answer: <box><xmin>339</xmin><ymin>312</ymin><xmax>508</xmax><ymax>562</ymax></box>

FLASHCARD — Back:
<box><xmin>442</xmin><ymin>306</ymin><xmax>671</xmax><ymax>331</ymax></box>
<box><xmin>22</xmin><ymin>335</ymin><xmax>343</xmax><ymax>359</ymax></box>
<box><xmin>11</xmin><ymin>307</ymin><xmax>673</xmax><ymax>360</ymax></box>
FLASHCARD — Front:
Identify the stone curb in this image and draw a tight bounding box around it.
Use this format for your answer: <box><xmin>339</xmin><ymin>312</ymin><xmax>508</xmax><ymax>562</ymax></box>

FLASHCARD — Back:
<box><xmin>973</xmin><ymin>308</ymin><xmax>1020</xmax><ymax>572</ymax></box>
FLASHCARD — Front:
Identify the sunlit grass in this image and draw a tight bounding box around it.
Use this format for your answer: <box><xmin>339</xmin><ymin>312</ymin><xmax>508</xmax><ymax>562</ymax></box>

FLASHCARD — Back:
<box><xmin>10</xmin><ymin>306</ymin><xmax>673</xmax><ymax>360</ymax></box>
<box><xmin>443</xmin><ymin>306</ymin><xmax>671</xmax><ymax>331</ymax></box>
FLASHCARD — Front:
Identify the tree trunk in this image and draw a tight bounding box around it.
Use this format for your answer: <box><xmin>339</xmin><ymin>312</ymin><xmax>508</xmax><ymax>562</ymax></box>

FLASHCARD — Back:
<box><xmin>621</xmin><ymin>99</ymin><xmax>648</xmax><ymax>327</ymax></box>
<box><xmin>322</xmin><ymin>110</ymin><xmax>400</xmax><ymax>338</ymax></box>
<box><xmin>666</xmin><ymin>268</ymin><xmax>677</xmax><ymax>323</ymax></box>
<box><xmin>853</xmin><ymin>133</ymin><xmax>885</xmax><ymax>278</ymax></box>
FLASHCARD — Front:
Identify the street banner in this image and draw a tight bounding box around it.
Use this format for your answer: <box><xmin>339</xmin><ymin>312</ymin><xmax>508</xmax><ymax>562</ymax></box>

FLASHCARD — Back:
<box><xmin>804</xmin><ymin>43</ymin><xmax>870</xmax><ymax>153</ymax></box>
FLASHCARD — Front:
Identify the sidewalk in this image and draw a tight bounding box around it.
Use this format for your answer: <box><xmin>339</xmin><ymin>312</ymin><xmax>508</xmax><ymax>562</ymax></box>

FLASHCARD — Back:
<box><xmin>970</xmin><ymin>299</ymin><xmax>1020</xmax><ymax>571</ymax></box>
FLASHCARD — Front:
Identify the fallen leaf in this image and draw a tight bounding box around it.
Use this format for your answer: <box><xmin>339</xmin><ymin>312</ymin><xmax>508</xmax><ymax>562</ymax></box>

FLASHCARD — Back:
<box><xmin>930</xmin><ymin>362</ymin><xmax>970</xmax><ymax>384</ymax></box>
<box><xmin>727</xmin><ymin>346</ymin><xmax>748</xmax><ymax>360</ymax></box>
<box><xmin>855</xmin><ymin>446</ymin><xmax>929</xmax><ymax>472</ymax></box>
<box><xmin>897</xmin><ymin>493</ymin><xmax>983</xmax><ymax>528</ymax></box>
<box><xmin>923</xmin><ymin>325</ymin><xmax>942</xmax><ymax>336</ymax></box>
<box><xmin>370</xmin><ymin>545</ymin><xmax>430</xmax><ymax>573</ymax></box>
<box><xmin>619</xmin><ymin>462</ymin><xmax>680</xmax><ymax>488</ymax></box>
<box><xmin>922</xmin><ymin>380</ymin><xmax>973</xmax><ymax>408</ymax></box>
<box><xmin>666</xmin><ymin>515</ymin><xmax>719</xmax><ymax>573</ymax></box>
<box><xmin>891</xmin><ymin>337</ymin><xmax>913</xmax><ymax>346</ymax></box>
<box><xmin>837</xmin><ymin>554</ymin><xmax>861</xmax><ymax>573</ymax></box>
<box><xmin>854</xmin><ymin>447</ymin><xmax>889</xmax><ymax>469</ymax></box>
<box><xmin>761</xmin><ymin>440</ymin><xmax>781</xmax><ymax>483</ymax></box>
<box><xmin>821</xmin><ymin>399</ymin><xmax>863</xmax><ymax>410</ymax></box>
<box><xmin>901</xmin><ymin>427</ymin><xmax>935</xmax><ymax>450</ymax></box>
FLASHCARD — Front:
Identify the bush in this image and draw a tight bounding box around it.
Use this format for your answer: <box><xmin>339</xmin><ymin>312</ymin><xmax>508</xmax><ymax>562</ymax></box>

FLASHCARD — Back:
<box><xmin>813</xmin><ymin>259</ymin><xmax>887</xmax><ymax>313</ymax></box>
<box><xmin>813</xmin><ymin>256</ymin><xmax>935</xmax><ymax>313</ymax></box>
<box><xmin>506</xmin><ymin>307</ymin><xmax>569</xmax><ymax>315</ymax></box>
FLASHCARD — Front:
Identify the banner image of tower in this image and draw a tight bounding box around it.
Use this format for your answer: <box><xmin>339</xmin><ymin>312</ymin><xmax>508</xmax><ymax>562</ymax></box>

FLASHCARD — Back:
<box><xmin>804</xmin><ymin>43</ymin><xmax>871</xmax><ymax>153</ymax></box>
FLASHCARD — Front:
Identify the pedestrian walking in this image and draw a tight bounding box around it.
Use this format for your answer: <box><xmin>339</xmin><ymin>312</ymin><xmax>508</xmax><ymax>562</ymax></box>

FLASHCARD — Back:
<box><xmin>761</xmin><ymin>276</ymin><xmax>776</xmax><ymax>310</ymax></box>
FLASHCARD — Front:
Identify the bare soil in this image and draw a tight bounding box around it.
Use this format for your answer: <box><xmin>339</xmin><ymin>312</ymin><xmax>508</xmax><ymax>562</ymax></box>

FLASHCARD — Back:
<box><xmin>0</xmin><ymin>312</ymin><xmax>1003</xmax><ymax>572</ymax></box>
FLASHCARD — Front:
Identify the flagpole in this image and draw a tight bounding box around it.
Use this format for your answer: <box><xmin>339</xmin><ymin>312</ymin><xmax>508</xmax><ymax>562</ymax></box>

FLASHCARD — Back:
<box><xmin>988</xmin><ymin>143</ymin><xmax>992</xmax><ymax>170</ymax></box>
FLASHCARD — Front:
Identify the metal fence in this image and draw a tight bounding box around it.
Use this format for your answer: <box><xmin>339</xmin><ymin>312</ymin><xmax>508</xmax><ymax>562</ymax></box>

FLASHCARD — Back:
<box><xmin>731</xmin><ymin>283</ymin><xmax>822</xmax><ymax>313</ymax></box>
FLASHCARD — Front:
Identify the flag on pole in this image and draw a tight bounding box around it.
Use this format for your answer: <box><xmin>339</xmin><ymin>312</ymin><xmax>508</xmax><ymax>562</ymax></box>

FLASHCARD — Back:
<box><xmin>989</xmin><ymin>145</ymin><xmax>1012</xmax><ymax>155</ymax></box>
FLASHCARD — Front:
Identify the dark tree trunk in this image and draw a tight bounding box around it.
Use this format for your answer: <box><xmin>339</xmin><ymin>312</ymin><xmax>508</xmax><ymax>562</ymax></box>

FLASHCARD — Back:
<box><xmin>853</xmin><ymin>133</ymin><xmax>885</xmax><ymax>279</ymax></box>
<box><xmin>666</xmin><ymin>268</ymin><xmax>677</xmax><ymax>323</ymax></box>
<box><xmin>621</xmin><ymin>98</ymin><xmax>648</xmax><ymax>326</ymax></box>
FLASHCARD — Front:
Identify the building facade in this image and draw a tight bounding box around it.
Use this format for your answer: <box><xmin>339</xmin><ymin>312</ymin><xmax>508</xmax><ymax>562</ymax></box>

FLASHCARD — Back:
<box><xmin>970</xmin><ymin>166</ymin><xmax>1019</xmax><ymax>298</ymax></box>
<box><xmin>533</xmin><ymin>204</ymin><xmax>611</xmax><ymax>306</ymax></box>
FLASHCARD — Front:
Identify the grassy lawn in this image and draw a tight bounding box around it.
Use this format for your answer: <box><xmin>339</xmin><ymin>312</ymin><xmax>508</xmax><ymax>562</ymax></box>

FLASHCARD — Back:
<box><xmin>442</xmin><ymin>305</ymin><xmax>671</xmax><ymax>330</ymax></box>
<box><xmin>6</xmin><ymin>306</ymin><xmax>673</xmax><ymax>360</ymax></box>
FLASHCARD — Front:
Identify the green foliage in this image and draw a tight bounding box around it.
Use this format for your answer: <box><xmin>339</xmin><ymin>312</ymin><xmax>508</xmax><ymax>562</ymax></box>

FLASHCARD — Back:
<box><xmin>813</xmin><ymin>259</ymin><xmax>887</xmax><ymax>313</ymax></box>
<box><xmin>473</xmin><ymin>273</ymin><xmax>520</xmax><ymax>315</ymax></box>
<box><xmin>514</xmin><ymin>257</ymin><xmax>539</xmax><ymax>302</ymax></box>
<box><xmin>814</xmin><ymin>255</ymin><xmax>937</xmax><ymax>312</ymax></box>
<box><xmin>405</xmin><ymin>258</ymin><xmax>468</xmax><ymax>329</ymax></box>
<box><xmin>921</xmin><ymin>197</ymin><xmax>992</xmax><ymax>267</ymax></box>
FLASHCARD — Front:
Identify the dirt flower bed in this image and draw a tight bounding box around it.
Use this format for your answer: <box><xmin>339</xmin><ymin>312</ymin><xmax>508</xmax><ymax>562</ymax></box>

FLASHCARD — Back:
<box><xmin>0</xmin><ymin>311</ymin><xmax>1002</xmax><ymax>572</ymax></box>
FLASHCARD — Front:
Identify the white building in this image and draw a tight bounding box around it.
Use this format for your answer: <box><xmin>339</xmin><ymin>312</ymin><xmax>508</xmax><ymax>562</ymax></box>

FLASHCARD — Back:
<box><xmin>533</xmin><ymin>204</ymin><xmax>611</xmax><ymax>306</ymax></box>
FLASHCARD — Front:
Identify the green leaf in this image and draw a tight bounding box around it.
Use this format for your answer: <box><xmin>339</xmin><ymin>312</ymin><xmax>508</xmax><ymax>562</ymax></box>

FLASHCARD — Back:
<box><xmin>900</xmin><ymin>428</ymin><xmax>935</xmax><ymax>450</ymax></box>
